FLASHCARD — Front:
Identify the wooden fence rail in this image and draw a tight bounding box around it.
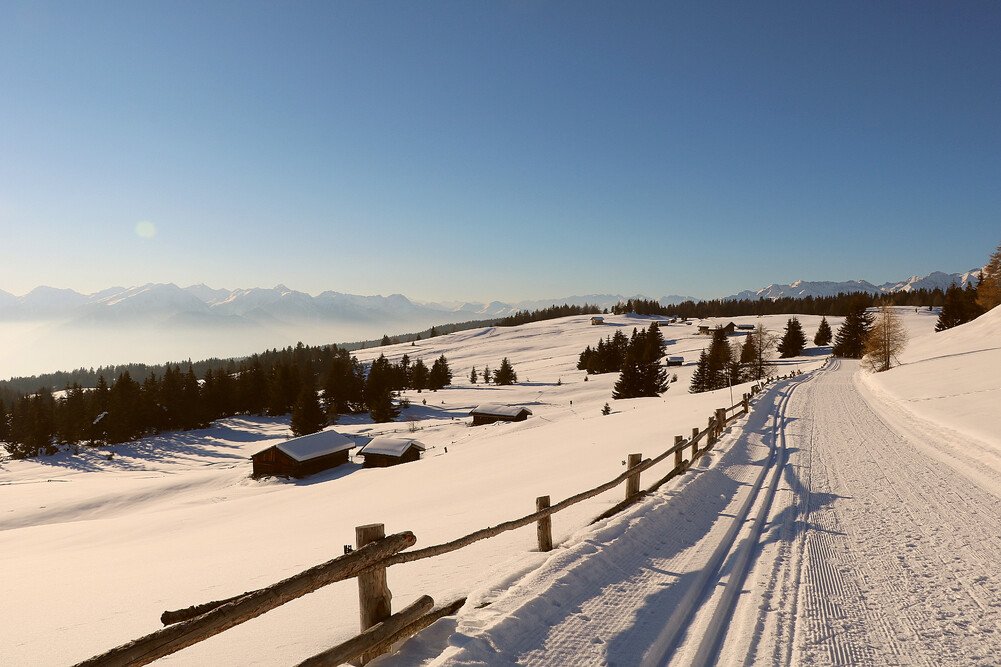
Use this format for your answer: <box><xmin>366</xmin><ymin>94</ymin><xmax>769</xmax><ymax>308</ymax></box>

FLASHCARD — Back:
<box><xmin>80</xmin><ymin>375</ymin><xmax>781</xmax><ymax>667</ymax></box>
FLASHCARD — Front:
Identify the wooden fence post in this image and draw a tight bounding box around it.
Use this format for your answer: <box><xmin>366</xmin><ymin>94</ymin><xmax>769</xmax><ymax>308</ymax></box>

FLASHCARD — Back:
<box><xmin>707</xmin><ymin>416</ymin><xmax>716</xmax><ymax>447</ymax></box>
<box><xmin>716</xmin><ymin>408</ymin><xmax>727</xmax><ymax>436</ymax></box>
<box><xmin>536</xmin><ymin>496</ymin><xmax>553</xmax><ymax>552</ymax></box>
<box><xmin>691</xmin><ymin>427</ymin><xmax>700</xmax><ymax>458</ymax></box>
<box><xmin>674</xmin><ymin>435</ymin><xmax>684</xmax><ymax>470</ymax></box>
<box><xmin>743</xmin><ymin>393</ymin><xmax>749</xmax><ymax>413</ymax></box>
<box><xmin>625</xmin><ymin>453</ymin><xmax>642</xmax><ymax>500</ymax></box>
<box><xmin>356</xmin><ymin>524</ymin><xmax>392</xmax><ymax>665</ymax></box>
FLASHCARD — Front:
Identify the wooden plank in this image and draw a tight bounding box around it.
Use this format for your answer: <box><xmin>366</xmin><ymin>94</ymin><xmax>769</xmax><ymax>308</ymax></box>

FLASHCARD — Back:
<box><xmin>296</xmin><ymin>595</ymin><xmax>434</xmax><ymax>667</ymax></box>
<box><xmin>76</xmin><ymin>531</ymin><xmax>417</xmax><ymax>667</ymax></box>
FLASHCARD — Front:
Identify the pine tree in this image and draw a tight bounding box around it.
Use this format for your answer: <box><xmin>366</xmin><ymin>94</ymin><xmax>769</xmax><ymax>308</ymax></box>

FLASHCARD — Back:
<box><xmin>481</xmin><ymin>364</ymin><xmax>491</xmax><ymax>385</ymax></box>
<box><xmin>813</xmin><ymin>317</ymin><xmax>833</xmax><ymax>346</ymax></box>
<box><xmin>428</xmin><ymin>355</ymin><xmax>453</xmax><ymax>390</ymax></box>
<box><xmin>936</xmin><ymin>284</ymin><xmax>969</xmax><ymax>331</ymax></box>
<box><xmin>601</xmin><ymin>402</ymin><xmax>611</xmax><ymax>416</ymax></box>
<box><xmin>380</xmin><ymin>334</ymin><xmax>391</xmax><ymax>346</ymax></box>
<box><xmin>291</xmin><ymin>380</ymin><xmax>326</xmax><ymax>436</ymax></box>
<box><xmin>706</xmin><ymin>328</ymin><xmax>733</xmax><ymax>390</ymax></box>
<box><xmin>365</xmin><ymin>355</ymin><xmax>399</xmax><ymax>422</ymax></box>
<box><xmin>689</xmin><ymin>349</ymin><xmax>710</xmax><ymax>393</ymax></box>
<box><xmin>494</xmin><ymin>358</ymin><xmax>517</xmax><ymax>385</ymax></box>
<box><xmin>777</xmin><ymin>317</ymin><xmax>807</xmax><ymax>358</ymax></box>
<box><xmin>833</xmin><ymin>304</ymin><xmax>874</xmax><ymax>358</ymax></box>
<box><xmin>410</xmin><ymin>359</ymin><xmax>429</xmax><ymax>390</ymax></box>
<box><xmin>469</xmin><ymin>366</ymin><xmax>478</xmax><ymax>384</ymax></box>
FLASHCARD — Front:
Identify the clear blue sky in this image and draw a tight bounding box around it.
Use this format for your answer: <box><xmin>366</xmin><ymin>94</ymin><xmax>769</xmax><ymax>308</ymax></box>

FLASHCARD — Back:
<box><xmin>1</xmin><ymin>1</ymin><xmax>999</xmax><ymax>301</ymax></box>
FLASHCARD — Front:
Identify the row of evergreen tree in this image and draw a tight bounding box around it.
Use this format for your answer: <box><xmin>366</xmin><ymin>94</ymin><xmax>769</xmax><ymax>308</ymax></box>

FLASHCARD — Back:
<box><xmin>0</xmin><ymin>344</ymin><xmax>458</xmax><ymax>459</ymax></box>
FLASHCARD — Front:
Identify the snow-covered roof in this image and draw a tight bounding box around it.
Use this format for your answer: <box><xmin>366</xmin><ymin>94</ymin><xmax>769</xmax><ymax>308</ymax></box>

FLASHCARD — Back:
<box><xmin>469</xmin><ymin>403</ymin><xmax>533</xmax><ymax>418</ymax></box>
<box><xmin>359</xmin><ymin>436</ymin><xmax>426</xmax><ymax>458</ymax></box>
<box><xmin>257</xmin><ymin>429</ymin><xmax>355</xmax><ymax>462</ymax></box>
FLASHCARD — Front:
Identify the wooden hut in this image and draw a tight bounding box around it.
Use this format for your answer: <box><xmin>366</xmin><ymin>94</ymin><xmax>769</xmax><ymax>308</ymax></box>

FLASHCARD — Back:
<box><xmin>469</xmin><ymin>403</ymin><xmax>534</xmax><ymax>426</ymax></box>
<box><xmin>251</xmin><ymin>429</ymin><xmax>355</xmax><ymax>479</ymax></box>
<box><xmin>590</xmin><ymin>316</ymin><xmax>605</xmax><ymax>325</ymax></box>
<box><xmin>358</xmin><ymin>436</ymin><xmax>425</xmax><ymax>468</ymax></box>
<box><xmin>665</xmin><ymin>356</ymin><xmax>684</xmax><ymax>367</ymax></box>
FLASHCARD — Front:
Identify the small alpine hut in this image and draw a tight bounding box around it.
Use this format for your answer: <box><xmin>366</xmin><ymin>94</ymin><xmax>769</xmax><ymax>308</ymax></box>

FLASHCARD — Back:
<box><xmin>590</xmin><ymin>316</ymin><xmax>605</xmax><ymax>325</ymax></box>
<box><xmin>251</xmin><ymin>429</ymin><xmax>355</xmax><ymax>479</ymax></box>
<box><xmin>469</xmin><ymin>403</ymin><xmax>534</xmax><ymax>426</ymax></box>
<box><xmin>358</xmin><ymin>436</ymin><xmax>426</xmax><ymax>468</ymax></box>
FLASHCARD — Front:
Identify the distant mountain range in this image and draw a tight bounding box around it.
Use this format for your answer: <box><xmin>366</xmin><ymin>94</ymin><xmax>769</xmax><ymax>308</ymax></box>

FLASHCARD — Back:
<box><xmin>0</xmin><ymin>270</ymin><xmax>980</xmax><ymax>377</ymax></box>
<box><xmin>723</xmin><ymin>269</ymin><xmax>981</xmax><ymax>301</ymax></box>
<box><xmin>0</xmin><ymin>268</ymin><xmax>982</xmax><ymax>327</ymax></box>
<box><xmin>0</xmin><ymin>284</ymin><xmax>701</xmax><ymax>326</ymax></box>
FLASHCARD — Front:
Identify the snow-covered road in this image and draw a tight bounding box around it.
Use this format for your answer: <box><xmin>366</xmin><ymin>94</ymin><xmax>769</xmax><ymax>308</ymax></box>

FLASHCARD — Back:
<box><xmin>397</xmin><ymin>359</ymin><xmax>1001</xmax><ymax>666</ymax></box>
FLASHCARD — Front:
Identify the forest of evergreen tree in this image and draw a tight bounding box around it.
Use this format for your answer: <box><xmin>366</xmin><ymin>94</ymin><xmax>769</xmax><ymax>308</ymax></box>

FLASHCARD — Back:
<box><xmin>0</xmin><ymin>342</ymin><xmax>454</xmax><ymax>460</ymax></box>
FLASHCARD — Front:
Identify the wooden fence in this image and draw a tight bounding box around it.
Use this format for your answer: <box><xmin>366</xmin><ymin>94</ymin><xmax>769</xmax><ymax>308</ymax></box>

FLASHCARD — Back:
<box><xmin>76</xmin><ymin>375</ymin><xmax>794</xmax><ymax>667</ymax></box>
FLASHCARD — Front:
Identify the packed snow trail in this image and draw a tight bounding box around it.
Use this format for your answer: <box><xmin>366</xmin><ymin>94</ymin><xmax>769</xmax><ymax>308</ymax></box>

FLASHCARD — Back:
<box><xmin>392</xmin><ymin>359</ymin><xmax>1001</xmax><ymax>666</ymax></box>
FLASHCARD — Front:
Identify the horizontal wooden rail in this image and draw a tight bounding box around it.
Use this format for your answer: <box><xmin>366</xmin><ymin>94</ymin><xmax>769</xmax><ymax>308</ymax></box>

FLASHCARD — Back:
<box><xmin>295</xmin><ymin>595</ymin><xmax>434</xmax><ymax>667</ymax></box>
<box><xmin>383</xmin><ymin>457</ymin><xmax>658</xmax><ymax>566</ymax></box>
<box><xmin>77</xmin><ymin>531</ymin><xmax>417</xmax><ymax>667</ymax></box>
<box><xmin>296</xmin><ymin>597</ymin><xmax>466</xmax><ymax>667</ymax></box>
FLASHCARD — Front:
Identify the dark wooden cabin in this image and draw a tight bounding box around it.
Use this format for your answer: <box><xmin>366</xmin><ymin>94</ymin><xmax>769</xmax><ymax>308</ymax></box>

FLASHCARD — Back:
<box><xmin>469</xmin><ymin>403</ymin><xmax>534</xmax><ymax>426</ymax></box>
<box><xmin>252</xmin><ymin>429</ymin><xmax>355</xmax><ymax>479</ymax></box>
<box><xmin>358</xmin><ymin>436</ymin><xmax>426</xmax><ymax>468</ymax></box>
<box><xmin>698</xmin><ymin>322</ymin><xmax>737</xmax><ymax>336</ymax></box>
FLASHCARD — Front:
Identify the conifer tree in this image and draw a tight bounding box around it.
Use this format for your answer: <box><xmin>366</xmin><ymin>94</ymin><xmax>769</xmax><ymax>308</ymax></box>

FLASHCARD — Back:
<box><xmin>494</xmin><ymin>358</ymin><xmax>518</xmax><ymax>385</ymax></box>
<box><xmin>365</xmin><ymin>355</ymin><xmax>399</xmax><ymax>422</ymax></box>
<box><xmin>813</xmin><ymin>317</ymin><xmax>833</xmax><ymax>346</ymax></box>
<box><xmin>706</xmin><ymin>328</ymin><xmax>733</xmax><ymax>390</ymax></box>
<box><xmin>777</xmin><ymin>317</ymin><xmax>807</xmax><ymax>358</ymax></box>
<box><xmin>410</xmin><ymin>359</ymin><xmax>429</xmax><ymax>390</ymax></box>
<box><xmin>689</xmin><ymin>349</ymin><xmax>710</xmax><ymax>394</ymax></box>
<box><xmin>746</xmin><ymin>324</ymin><xmax>776</xmax><ymax>381</ymax></box>
<box><xmin>469</xmin><ymin>366</ymin><xmax>478</xmax><ymax>384</ymax></box>
<box><xmin>936</xmin><ymin>284</ymin><xmax>969</xmax><ymax>331</ymax></box>
<box><xmin>428</xmin><ymin>355</ymin><xmax>453</xmax><ymax>390</ymax></box>
<box><xmin>481</xmin><ymin>364</ymin><xmax>491</xmax><ymax>385</ymax></box>
<box><xmin>833</xmin><ymin>304</ymin><xmax>874</xmax><ymax>358</ymax></box>
<box><xmin>291</xmin><ymin>379</ymin><xmax>326</xmax><ymax>436</ymax></box>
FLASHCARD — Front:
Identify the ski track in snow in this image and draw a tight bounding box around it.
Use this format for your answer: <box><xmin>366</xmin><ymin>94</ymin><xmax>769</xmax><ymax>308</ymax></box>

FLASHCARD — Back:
<box><xmin>396</xmin><ymin>358</ymin><xmax>1001</xmax><ymax>667</ymax></box>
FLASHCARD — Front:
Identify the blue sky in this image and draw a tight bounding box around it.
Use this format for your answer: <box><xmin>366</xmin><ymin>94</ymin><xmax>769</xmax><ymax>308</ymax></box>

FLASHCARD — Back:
<box><xmin>1</xmin><ymin>1</ymin><xmax>999</xmax><ymax>301</ymax></box>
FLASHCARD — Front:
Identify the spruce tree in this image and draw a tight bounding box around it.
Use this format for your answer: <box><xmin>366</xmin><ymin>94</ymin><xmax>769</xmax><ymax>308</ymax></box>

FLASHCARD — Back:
<box><xmin>410</xmin><ymin>359</ymin><xmax>429</xmax><ymax>390</ymax></box>
<box><xmin>481</xmin><ymin>364</ymin><xmax>491</xmax><ymax>385</ymax></box>
<box><xmin>428</xmin><ymin>355</ymin><xmax>453</xmax><ymax>390</ymax></box>
<box><xmin>494</xmin><ymin>358</ymin><xmax>517</xmax><ymax>385</ymax></box>
<box><xmin>469</xmin><ymin>366</ymin><xmax>478</xmax><ymax>384</ymax></box>
<box><xmin>689</xmin><ymin>349</ymin><xmax>710</xmax><ymax>393</ymax></box>
<box><xmin>813</xmin><ymin>317</ymin><xmax>833</xmax><ymax>346</ymax></box>
<box><xmin>291</xmin><ymin>380</ymin><xmax>326</xmax><ymax>436</ymax></box>
<box><xmin>706</xmin><ymin>328</ymin><xmax>733</xmax><ymax>390</ymax></box>
<box><xmin>833</xmin><ymin>304</ymin><xmax>874</xmax><ymax>358</ymax></box>
<box><xmin>777</xmin><ymin>317</ymin><xmax>807</xmax><ymax>358</ymax></box>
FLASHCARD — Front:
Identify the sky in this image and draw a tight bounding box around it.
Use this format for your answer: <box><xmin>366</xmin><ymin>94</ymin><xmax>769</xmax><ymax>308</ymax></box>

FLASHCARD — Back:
<box><xmin>1</xmin><ymin>1</ymin><xmax>999</xmax><ymax>301</ymax></box>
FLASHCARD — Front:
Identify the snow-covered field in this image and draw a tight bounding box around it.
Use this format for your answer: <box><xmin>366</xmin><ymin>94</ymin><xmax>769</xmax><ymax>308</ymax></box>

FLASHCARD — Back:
<box><xmin>3</xmin><ymin>306</ymin><xmax>997</xmax><ymax>665</ymax></box>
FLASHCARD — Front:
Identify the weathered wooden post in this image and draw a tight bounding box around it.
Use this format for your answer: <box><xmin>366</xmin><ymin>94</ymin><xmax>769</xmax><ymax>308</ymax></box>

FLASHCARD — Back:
<box><xmin>691</xmin><ymin>427</ymin><xmax>700</xmax><ymax>458</ymax></box>
<box><xmin>625</xmin><ymin>453</ymin><xmax>642</xmax><ymax>500</ymax></box>
<box><xmin>707</xmin><ymin>416</ymin><xmax>716</xmax><ymax>447</ymax></box>
<box><xmin>716</xmin><ymin>408</ymin><xmax>727</xmax><ymax>437</ymax></box>
<box><xmin>356</xmin><ymin>524</ymin><xmax>391</xmax><ymax>665</ymax></box>
<box><xmin>674</xmin><ymin>435</ymin><xmax>684</xmax><ymax>470</ymax></box>
<box><xmin>743</xmin><ymin>393</ymin><xmax>750</xmax><ymax>414</ymax></box>
<box><xmin>536</xmin><ymin>496</ymin><xmax>553</xmax><ymax>552</ymax></box>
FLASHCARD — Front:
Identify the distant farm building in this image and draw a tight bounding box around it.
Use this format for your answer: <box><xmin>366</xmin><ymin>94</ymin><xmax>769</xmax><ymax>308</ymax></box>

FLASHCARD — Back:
<box><xmin>736</xmin><ymin>324</ymin><xmax>755</xmax><ymax>331</ymax></box>
<box><xmin>665</xmin><ymin>356</ymin><xmax>684</xmax><ymax>366</ymax></box>
<box><xmin>252</xmin><ymin>429</ymin><xmax>355</xmax><ymax>479</ymax></box>
<box><xmin>358</xmin><ymin>436</ymin><xmax>426</xmax><ymax>468</ymax></box>
<box><xmin>698</xmin><ymin>322</ymin><xmax>737</xmax><ymax>336</ymax></box>
<box><xmin>470</xmin><ymin>403</ymin><xmax>534</xmax><ymax>426</ymax></box>
<box><xmin>590</xmin><ymin>316</ymin><xmax>605</xmax><ymax>325</ymax></box>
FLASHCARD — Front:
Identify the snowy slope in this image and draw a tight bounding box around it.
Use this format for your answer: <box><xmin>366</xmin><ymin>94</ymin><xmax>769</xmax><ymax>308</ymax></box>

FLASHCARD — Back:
<box><xmin>0</xmin><ymin>312</ymin><xmax>839</xmax><ymax>665</ymax></box>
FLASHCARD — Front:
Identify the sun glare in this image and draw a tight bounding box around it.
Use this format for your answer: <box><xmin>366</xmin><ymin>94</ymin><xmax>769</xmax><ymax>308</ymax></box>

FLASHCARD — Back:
<box><xmin>135</xmin><ymin>220</ymin><xmax>157</xmax><ymax>239</ymax></box>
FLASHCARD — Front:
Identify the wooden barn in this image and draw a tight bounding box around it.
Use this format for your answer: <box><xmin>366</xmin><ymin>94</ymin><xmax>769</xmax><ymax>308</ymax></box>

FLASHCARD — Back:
<box><xmin>358</xmin><ymin>436</ymin><xmax>426</xmax><ymax>468</ymax></box>
<box><xmin>698</xmin><ymin>322</ymin><xmax>737</xmax><ymax>336</ymax></box>
<box><xmin>251</xmin><ymin>429</ymin><xmax>355</xmax><ymax>479</ymax></box>
<box><xmin>590</xmin><ymin>316</ymin><xmax>605</xmax><ymax>325</ymax></box>
<box><xmin>469</xmin><ymin>403</ymin><xmax>534</xmax><ymax>426</ymax></box>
